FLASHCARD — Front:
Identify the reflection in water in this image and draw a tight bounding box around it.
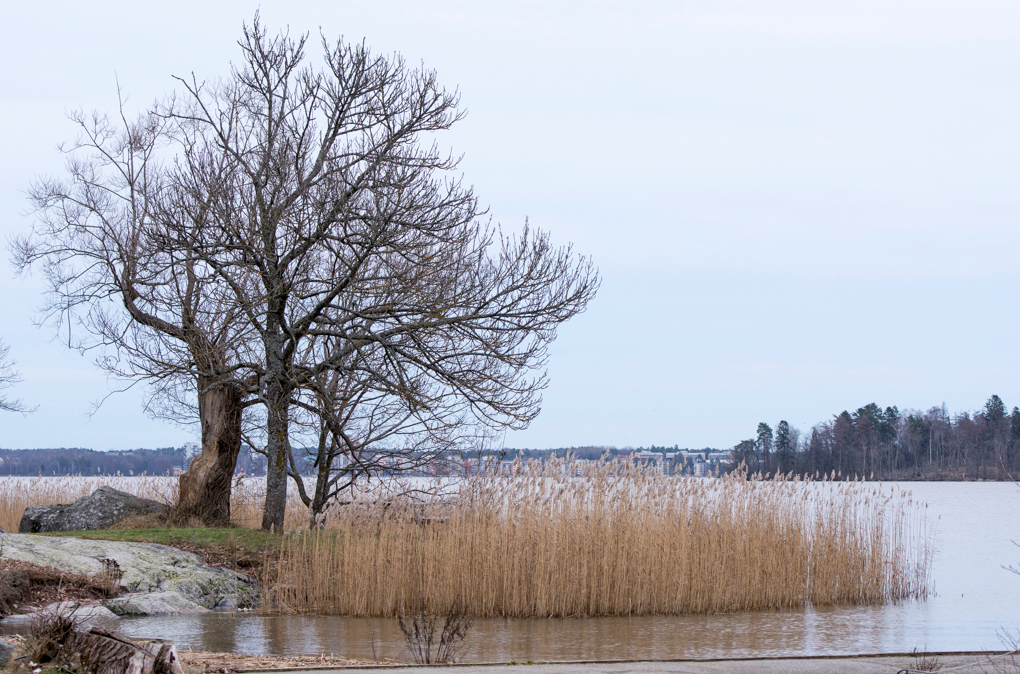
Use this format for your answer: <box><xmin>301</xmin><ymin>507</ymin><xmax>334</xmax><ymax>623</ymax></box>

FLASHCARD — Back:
<box><xmin>3</xmin><ymin>482</ymin><xmax>1017</xmax><ymax>662</ymax></box>
<box><xmin>106</xmin><ymin>602</ymin><xmax>978</xmax><ymax>662</ymax></box>
<box><xmin>0</xmin><ymin>604</ymin><xmax>962</xmax><ymax>662</ymax></box>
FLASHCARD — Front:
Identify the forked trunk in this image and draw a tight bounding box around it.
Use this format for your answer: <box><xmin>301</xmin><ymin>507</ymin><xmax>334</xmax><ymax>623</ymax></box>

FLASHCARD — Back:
<box><xmin>175</xmin><ymin>377</ymin><xmax>243</xmax><ymax>525</ymax></box>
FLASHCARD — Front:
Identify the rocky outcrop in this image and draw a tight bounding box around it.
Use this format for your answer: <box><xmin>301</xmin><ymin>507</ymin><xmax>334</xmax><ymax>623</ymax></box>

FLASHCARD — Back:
<box><xmin>19</xmin><ymin>487</ymin><xmax>169</xmax><ymax>533</ymax></box>
<box><xmin>0</xmin><ymin>534</ymin><xmax>259</xmax><ymax>611</ymax></box>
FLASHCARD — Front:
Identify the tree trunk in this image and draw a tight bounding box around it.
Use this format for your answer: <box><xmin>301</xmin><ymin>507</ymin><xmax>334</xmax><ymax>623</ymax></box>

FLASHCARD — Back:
<box><xmin>175</xmin><ymin>377</ymin><xmax>243</xmax><ymax>525</ymax></box>
<box><xmin>262</xmin><ymin>390</ymin><xmax>289</xmax><ymax>531</ymax></box>
<box><xmin>309</xmin><ymin>426</ymin><xmax>331</xmax><ymax>529</ymax></box>
<box><xmin>261</xmin><ymin>339</ymin><xmax>290</xmax><ymax>531</ymax></box>
<box><xmin>76</xmin><ymin>628</ymin><xmax>184</xmax><ymax>674</ymax></box>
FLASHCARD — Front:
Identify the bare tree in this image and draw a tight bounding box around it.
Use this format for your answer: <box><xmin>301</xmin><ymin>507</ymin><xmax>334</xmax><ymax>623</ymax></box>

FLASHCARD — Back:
<box><xmin>13</xmin><ymin>106</ymin><xmax>257</xmax><ymax>524</ymax></box>
<box><xmin>159</xmin><ymin>18</ymin><xmax>600</xmax><ymax>531</ymax></box>
<box><xmin>0</xmin><ymin>339</ymin><xmax>32</xmax><ymax>413</ymax></box>
<box><xmin>14</xmin><ymin>17</ymin><xmax>597</xmax><ymax>532</ymax></box>
<box><xmin>286</xmin><ymin>338</ymin><xmax>482</xmax><ymax>528</ymax></box>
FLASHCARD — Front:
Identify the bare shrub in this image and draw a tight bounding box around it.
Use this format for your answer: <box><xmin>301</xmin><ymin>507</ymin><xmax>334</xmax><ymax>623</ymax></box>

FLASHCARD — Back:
<box><xmin>21</xmin><ymin>608</ymin><xmax>81</xmax><ymax>670</ymax></box>
<box><xmin>910</xmin><ymin>648</ymin><xmax>942</xmax><ymax>672</ymax></box>
<box><xmin>98</xmin><ymin>559</ymin><xmax>123</xmax><ymax>586</ymax></box>
<box><xmin>436</xmin><ymin>609</ymin><xmax>473</xmax><ymax>664</ymax></box>
<box><xmin>984</xmin><ymin>630</ymin><xmax>1020</xmax><ymax>673</ymax></box>
<box><xmin>398</xmin><ymin>606</ymin><xmax>473</xmax><ymax>664</ymax></box>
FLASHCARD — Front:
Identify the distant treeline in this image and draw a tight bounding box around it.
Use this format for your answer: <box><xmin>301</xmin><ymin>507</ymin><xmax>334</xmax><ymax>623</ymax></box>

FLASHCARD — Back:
<box><xmin>731</xmin><ymin>395</ymin><xmax>1020</xmax><ymax>480</ymax></box>
<box><xmin>0</xmin><ymin>446</ymin><xmax>268</xmax><ymax>476</ymax></box>
<box><xmin>0</xmin><ymin>447</ymin><xmax>185</xmax><ymax>476</ymax></box>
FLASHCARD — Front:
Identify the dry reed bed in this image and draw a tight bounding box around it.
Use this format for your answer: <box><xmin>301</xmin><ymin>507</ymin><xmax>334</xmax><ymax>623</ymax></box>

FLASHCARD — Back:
<box><xmin>267</xmin><ymin>459</ymin><xmax>933</xmax><ymax>618</ymax></box>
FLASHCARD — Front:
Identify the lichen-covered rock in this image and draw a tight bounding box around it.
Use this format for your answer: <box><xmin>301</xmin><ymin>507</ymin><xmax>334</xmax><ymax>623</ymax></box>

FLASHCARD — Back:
<box><xmin>106</xmin><ymin>591</ymin><xmax>209</xmax><ymax>616</ymax></box>
<box><xmin>19</xmin><ymin>487</ymin><xmax>168</xmax><ymax>533</ymax></box>
<box><xmin>0</xmin><ymin>534</ymin><xmax>259</xmax><ymax>610</ymax></box>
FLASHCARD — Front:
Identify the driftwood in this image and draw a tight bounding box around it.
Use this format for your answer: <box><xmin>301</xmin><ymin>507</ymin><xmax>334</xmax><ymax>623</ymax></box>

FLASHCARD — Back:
<box><xmin>68</xmin><ymin>628</ymin><xmax>183</xmax><ymax>674</ymax></box>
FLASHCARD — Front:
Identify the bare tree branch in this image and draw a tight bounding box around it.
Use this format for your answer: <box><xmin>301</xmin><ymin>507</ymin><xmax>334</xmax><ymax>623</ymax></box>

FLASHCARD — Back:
<box><xmin>0</xmin><ymin>339</ymin><xmax>33</xmax><ymax>414</ymax></box>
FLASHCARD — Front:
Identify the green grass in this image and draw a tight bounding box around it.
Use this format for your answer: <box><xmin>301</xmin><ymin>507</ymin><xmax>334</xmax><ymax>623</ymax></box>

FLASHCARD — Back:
<box><xmin>45</xmin><ymin>527</ymin><xmax>280</xmax><ymax>550</ymax></box>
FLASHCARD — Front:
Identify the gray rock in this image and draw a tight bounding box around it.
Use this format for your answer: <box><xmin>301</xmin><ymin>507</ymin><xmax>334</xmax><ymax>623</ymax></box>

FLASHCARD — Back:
<box><xmin>213</xmin><ymin>595</ymin><xmax>239</xmax><ymax>611</ymax></box>
<box><xmin>0</xmin><ymin>637</ymin><xmax>16</xmax><ymax>667</ymax></box>
<box><xmin>41</xmin><ymin>601</ymin><xmax>120</xmax><ymax>623</ymax></box>
<box><xmin>106</xmin><ymin>591</ymin><xmax>209</xmax><ymax>616</ymax></box>
<box><xmin>19</xmin><ymin>487</ymin><xmax>168</xmax><ymax>533</ymax></box>
<box><xmin>0</xmin><ymin>534</ymin><xmax>259</xmax><ymax>610</ymax></box>
<box><xmin>1</xmin><ymin>602</ymin><xmax>119</xmax><ymax>627</ymax></box>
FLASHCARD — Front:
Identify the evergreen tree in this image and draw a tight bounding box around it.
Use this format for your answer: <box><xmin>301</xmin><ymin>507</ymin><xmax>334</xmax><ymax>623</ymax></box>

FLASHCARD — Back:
<box><xmin>757</xmin><ymin>422</ymin><xmax>773</xmax><ymax>472</ymax></box>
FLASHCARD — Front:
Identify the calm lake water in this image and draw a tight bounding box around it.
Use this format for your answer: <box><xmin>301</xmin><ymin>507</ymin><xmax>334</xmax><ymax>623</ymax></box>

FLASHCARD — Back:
<box><xmin>99</xmin><ymin>482</ymin><xmax>1020</xmax><ymax>660</ymax></box>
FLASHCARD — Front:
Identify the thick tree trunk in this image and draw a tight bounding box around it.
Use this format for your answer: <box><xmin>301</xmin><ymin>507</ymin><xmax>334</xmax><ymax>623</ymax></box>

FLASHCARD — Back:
<box><xmin>261</xmin><ymin>385</ymin><xmax>290</xmax><ymax>532</ymax></box>
<box><xmin>261</xmin><ymin>332</ymin><xmax>291</xmax><ymax>532</ymax></box>
<box><xmin>175</xmin><ymin>377</ymin><xmax>243</xmax><ymax>525</ymax></box>
<box><xmin>259</xmin><ymin>283</ymin><xmax>291</xmax><ymax>533</ymax></box>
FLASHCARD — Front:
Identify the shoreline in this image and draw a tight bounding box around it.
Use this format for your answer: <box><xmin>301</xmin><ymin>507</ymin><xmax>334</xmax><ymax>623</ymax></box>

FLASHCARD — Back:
<box><xmin>177</xmin><ymin>651</ymin><xmax>1017</xmax><ymax>673</ymax></box>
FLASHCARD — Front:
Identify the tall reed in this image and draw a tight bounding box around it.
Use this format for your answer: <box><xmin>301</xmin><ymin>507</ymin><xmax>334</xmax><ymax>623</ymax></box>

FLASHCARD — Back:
<box><xmin>267</xmin><ymin>458</ymin><xmax>932</xmax><ymax>617</ymax></box>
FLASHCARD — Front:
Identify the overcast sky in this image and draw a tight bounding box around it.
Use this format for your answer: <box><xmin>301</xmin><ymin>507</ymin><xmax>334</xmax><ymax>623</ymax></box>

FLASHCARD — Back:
<box><xmin>2</xmin><ymin>1</ymin><xmax>1019</xmax><ymax>451</ymax></box>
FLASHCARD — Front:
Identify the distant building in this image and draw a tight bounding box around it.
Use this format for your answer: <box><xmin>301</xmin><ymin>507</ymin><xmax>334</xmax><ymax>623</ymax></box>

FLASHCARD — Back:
<box><xmin>182</xmin><ymin>442</ymin><xmax>201</xmax><ymax>469</ymax></box>
<box><xmin>694</xmin><ymin>459</ymin><xmax>709</xmax><ymax>477</ymax></box>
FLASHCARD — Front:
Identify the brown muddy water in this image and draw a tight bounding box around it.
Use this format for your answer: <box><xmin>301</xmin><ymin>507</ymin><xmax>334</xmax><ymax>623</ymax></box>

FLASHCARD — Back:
<box><xmin>14</xmin><ymin>482</ymin><xmax>1020</xmax><ymax>661</ymax></box>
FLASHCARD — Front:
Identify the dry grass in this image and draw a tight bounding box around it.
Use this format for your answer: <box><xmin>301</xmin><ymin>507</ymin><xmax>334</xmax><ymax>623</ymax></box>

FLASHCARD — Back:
<box><xmin>0</xmin><ymin>559</ymin><xmax>121</xmax><ymax>616</ymax></box>
<box><xmin>0</xmin><ymin>475</ymin><xmax>310</xmax><ymax>532</ymax></box>
<box><xmin>265</xmin><ymin>458</ymin><xmax>933</xmax><ymax>618</ymax></box>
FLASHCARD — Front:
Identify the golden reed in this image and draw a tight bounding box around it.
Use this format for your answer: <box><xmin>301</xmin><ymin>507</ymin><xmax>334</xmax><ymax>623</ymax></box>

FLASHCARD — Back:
<box><xmin>265</xmin><ymin>458</ymin><xmax>933</xmax><ymax>618</ymax></box>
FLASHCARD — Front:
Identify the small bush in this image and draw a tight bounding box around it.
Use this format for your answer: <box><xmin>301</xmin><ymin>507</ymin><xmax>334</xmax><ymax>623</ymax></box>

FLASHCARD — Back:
<box><xmin>398</xmin><ymin>606</ymin><xmax>473</xmax><ymax>664</ymax></box>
